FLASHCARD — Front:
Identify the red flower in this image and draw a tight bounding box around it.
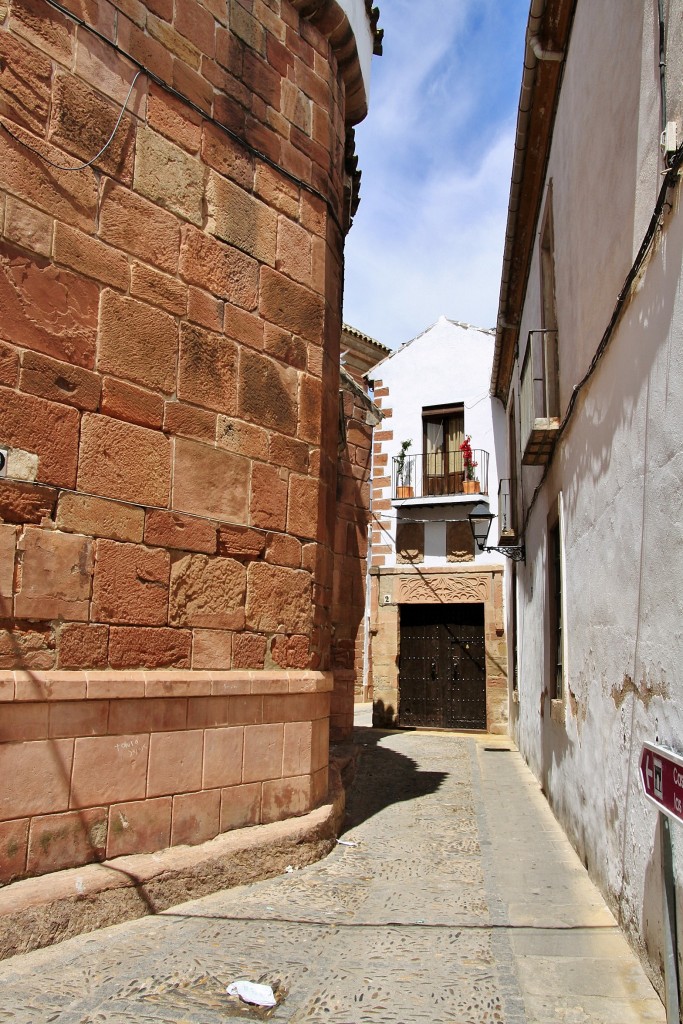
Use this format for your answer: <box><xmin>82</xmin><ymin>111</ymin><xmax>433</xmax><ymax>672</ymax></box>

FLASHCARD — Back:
<box><xmin>459</xmin><ymin>435</ymin><xmax>477</xmax><ymax>479</ymax></box>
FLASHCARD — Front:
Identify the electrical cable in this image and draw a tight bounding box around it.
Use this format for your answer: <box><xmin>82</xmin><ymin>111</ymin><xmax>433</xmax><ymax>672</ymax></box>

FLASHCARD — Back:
<box><xmin>657</xmin><ymin>0</ymin><xmax>667</xmax><ymax>134</ymax></box>
<box><xmin>521</xmin><ymin>141</ymin><xmax>683</xmax><ymax>537</ymax></box>
<box><xmin>0</xmin><ymin>71</ymin><xmax>142</xmax><ymax>170</ymax></box>
<box><xmin>31</xmin><ymin>0</ymin><xmax>344</xmax><ymax>234</ymax></box>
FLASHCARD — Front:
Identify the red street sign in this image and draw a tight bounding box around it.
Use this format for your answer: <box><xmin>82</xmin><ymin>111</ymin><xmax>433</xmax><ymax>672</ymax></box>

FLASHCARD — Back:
<box><xmin>640</xmin><ymin>742</ymin><xmax>683</xmax><ymax>822</ymax></box>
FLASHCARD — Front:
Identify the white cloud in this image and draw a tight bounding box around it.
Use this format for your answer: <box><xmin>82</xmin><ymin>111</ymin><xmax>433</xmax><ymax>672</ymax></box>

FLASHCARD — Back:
<box><xmin>344</xmin><ymin>123</ymin><xmax>516</xmax><ymax>347</ymax></box>
<box><xmin>342</xmin><ymin>0</ymin><xmax>528</xmax><ymax>348</ymax></box>
<box><xmin>367</xmin><ymin>1</ymin><xmax>475</xmax><ymax>144</ymax></box>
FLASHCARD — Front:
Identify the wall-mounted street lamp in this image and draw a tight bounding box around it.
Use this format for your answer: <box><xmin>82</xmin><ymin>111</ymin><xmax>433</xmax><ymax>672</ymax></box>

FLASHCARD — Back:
<box><xmin>468</xmin><ymin>502</ymin><xmax>526</xmax><ymax>563</ymax></box>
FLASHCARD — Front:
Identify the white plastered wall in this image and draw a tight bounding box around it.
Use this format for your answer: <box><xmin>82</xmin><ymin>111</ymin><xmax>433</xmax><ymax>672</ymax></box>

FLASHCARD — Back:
<box><xmin>508</xmin><ymin>0</ymin><xmax>683</xmax><ymax>991</ymax></box>
<box><xmin>370</xmin><ymin>316</ymin><xmax>502</xmax><ymax>569</ymax></box>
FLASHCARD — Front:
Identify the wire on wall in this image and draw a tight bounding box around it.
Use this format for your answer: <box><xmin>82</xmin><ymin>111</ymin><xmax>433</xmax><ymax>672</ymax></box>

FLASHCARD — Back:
<box><xmin>657</xmin><ymin>0</ymin><xmax>668</xmax><ymax>134</ymax></box>
<box><xmin>522</xmin><ymin>141</ymin><xmax>683</xmax><ymax>537</ymax></box>
<box><xmin>0</xmin><ymin>71</ymin><xmax>142</xmax><ymax>170</ymax></box>
<box><xmin>7</xmin><ymin>0</ymin><xmax>344</xmax><ymax>235</ymax></box>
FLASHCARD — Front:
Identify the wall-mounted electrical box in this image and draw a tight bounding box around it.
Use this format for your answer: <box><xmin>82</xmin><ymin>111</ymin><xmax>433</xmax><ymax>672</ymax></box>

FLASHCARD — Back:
<box><xmin>661</xmin><ymin>121</ymin><xmax>678</xmax><ymax>157</ymax></box>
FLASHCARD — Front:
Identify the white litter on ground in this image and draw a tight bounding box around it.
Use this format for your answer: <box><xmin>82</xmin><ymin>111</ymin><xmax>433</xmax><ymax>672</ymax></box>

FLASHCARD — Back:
<box><xmin>226</xmin><ymin>980</ymin><xmax>277</xmax><ymax>1007</ymax></box>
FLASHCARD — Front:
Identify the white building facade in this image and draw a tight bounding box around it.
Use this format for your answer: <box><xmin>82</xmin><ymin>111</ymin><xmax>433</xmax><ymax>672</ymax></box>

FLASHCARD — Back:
<box><xmin>367</xmin><ymin>317</ymin><xmax>508</xmax><ymax>733</ymax></box>
<box><xmin>492</xmin><ymin>0</ymin><xmax>683</xmax><ymax>996</ymax></box>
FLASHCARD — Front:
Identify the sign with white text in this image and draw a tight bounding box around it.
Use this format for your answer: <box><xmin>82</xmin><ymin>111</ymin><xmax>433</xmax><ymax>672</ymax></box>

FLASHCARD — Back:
<box><xmin>640</xmin><ymin>742</ymin><xmax>683</xmax><ymax>823</ymax></box>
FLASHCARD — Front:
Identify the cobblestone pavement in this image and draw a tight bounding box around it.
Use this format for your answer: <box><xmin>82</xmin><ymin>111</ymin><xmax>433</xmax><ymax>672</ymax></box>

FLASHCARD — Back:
<box><xmin>0</xmin><ymin>723</ymin><xmax>666</xmax><ymax>1023</ymax></box>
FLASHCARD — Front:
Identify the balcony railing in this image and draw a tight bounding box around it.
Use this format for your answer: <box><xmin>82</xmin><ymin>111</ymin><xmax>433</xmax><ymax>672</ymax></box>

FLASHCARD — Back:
<box><xmin>520</xmin><ymin>330</ymin><xmax>560</xmax><ymax>465</ymax></box>
<box><xmin>497</xmin><ymin>478</ymin><xmax>518</xmax><ymax>544</ymax></box>
<box><xmin>392</xmin><ymin>450</ymin><xmax>489</xmax><ymax>500</ymax></box>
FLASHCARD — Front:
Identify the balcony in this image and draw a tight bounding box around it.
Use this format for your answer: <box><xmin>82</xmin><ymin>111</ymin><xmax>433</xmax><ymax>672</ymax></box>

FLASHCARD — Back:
<box><xmin>392</xmin><ymin>450</ymin><xmax>489</xmax><ymax>501</ymax></box>
<box><xmin>520</xmin><ymin>330</ymin><xmax>560</xmax><ymax>465</ymax></box>
<box><xmin>497</xmin><ymin>478</ymin><xmax>518</xmax><ymax>545</ymax></box>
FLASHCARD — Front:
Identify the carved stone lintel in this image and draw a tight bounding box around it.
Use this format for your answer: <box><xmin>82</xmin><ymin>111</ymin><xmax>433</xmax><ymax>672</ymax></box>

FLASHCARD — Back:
<box><xmin>398</xmin><ymin>573</ymin><xmax>490</xmax><ymax>604</ymax></box>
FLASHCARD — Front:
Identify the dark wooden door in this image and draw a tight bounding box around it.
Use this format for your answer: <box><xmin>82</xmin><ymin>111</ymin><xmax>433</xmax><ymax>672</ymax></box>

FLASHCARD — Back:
<box><xmin>399</xmin><ymin>603</ymin><xmax>486</xmax><ymax>730</ymax></box>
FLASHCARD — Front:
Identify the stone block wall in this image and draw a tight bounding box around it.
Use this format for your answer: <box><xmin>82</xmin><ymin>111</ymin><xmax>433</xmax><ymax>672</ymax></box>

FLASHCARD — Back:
<box><xmin>330</xmin><ymin>377</ymin><xmax>377</xmax><ymax>738</ymax></box>
<box><xmin>0</xmin><ymin>669</ymin><xmax>331</xmax><ymax>882</ymax></box>
<box><xmin>0</xmin><ymin>0</ymin><xmax>377</xmax><ymax>878</ymax></box>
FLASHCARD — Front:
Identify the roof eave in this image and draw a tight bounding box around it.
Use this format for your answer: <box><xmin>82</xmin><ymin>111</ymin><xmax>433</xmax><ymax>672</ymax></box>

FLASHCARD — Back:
<box><xmin>491</xmin><ymin>0</ymin><xmax>578</xmax><ymax>403</ymax></box>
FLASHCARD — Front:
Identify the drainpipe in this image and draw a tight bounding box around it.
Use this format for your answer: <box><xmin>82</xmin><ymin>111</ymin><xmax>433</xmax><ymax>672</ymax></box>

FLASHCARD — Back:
<box><xmin>529</xmin><ymin>35</ymin><xmax>564</xmax><ymax>61</ymax></box>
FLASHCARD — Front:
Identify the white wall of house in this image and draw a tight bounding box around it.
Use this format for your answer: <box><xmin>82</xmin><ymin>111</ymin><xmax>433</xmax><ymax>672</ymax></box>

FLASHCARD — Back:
<box><xmin>505</xmin><ymin>0</ymin><xmax>683</xmax><ymax>990</ymax></box>
<box><xmin>370</xmin><ymin>316</ymin><xmax>502</xmax><ymax>569</ymax></box>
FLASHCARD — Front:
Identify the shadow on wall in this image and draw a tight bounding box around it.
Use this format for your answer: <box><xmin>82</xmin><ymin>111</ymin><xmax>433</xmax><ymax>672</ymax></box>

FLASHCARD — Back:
<box><xmin>372</xmin><ymin>698</ymin><xmax>397</xmax><ymax>728</ymax></box>
<box><xmin>341</xmin><ymin>725</ymin><xmax>448</xmax><ymax>834</ymax></box>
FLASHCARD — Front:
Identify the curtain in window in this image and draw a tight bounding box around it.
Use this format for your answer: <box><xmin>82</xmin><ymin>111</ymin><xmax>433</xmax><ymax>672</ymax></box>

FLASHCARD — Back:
<box><xmin>446</xmin><ymin>414</ymin><xmax>464</xmax><ymax>472</ymax></box>
<box><xmin>425</xmin><ymin>420</ymin><xmax>444</xmax><ymax>476</ymax></box>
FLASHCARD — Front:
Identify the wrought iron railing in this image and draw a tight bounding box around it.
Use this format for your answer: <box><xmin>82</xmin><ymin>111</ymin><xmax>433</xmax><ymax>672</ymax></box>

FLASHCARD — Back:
<box><xmin>392</xmin><ymin>450</ymin><xmax>489</xmax><ymax>500</ymax></box>
<box><xmin>520</xmin><ymin>329</ymin><xmax>560</xmax><ymax>464</ymax></box>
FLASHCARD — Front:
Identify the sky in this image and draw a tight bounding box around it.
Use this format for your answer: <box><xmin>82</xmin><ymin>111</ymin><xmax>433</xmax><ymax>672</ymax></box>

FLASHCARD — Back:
<box><xmin>342</xmin><ymin>0</ymin><xmax>530</xmax><ymax>350</ymax></box>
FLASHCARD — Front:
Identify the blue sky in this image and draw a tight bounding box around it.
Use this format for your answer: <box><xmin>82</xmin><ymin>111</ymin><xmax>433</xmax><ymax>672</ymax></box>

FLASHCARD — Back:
<box><xmin>342</xmin><ymin>0</ymin><xmax>530</xmax><ymax>349</ymax></box>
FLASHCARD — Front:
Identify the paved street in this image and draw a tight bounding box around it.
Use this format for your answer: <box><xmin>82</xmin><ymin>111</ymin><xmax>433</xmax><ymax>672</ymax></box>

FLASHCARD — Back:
<box><xmin>0</xmin><ymin>714</ymin><xmax>665</xmax><ymax>1023</ymax></box>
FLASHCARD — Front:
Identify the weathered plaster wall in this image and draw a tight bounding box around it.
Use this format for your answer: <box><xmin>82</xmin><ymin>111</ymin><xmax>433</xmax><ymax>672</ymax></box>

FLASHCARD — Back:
<box><xmin>508</xmin><ymin>0</ymin><xmax>683</xmax><ymax>991</ymax></box>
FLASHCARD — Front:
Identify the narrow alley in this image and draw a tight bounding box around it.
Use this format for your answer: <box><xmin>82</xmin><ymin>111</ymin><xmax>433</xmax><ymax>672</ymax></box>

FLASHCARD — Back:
<box><xmin>0</xmin><ymin>713</ymin><xmax>664</xmax><ymax>1023</ymax></box>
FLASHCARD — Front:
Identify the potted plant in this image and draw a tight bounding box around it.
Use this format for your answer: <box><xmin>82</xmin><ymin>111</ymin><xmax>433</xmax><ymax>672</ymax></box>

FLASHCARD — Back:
<box><xmin>395</xmin><ymin>439</ymin><xmax>413</xmax><ymax>498</ymax></box>
<box><xmin>460</xmin><ymin>434</ymin><xmax>479</xmax><ymax>494</ymax></box>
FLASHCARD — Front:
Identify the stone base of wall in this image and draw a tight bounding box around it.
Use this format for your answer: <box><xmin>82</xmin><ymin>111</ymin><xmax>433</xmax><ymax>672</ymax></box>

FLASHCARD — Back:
<box><xmin>0</xmin><ymin>670</ymin><xmax>331</xmax><ymax>884</ymax></box>
<box><xmin>370</xmin><ymin>567</ymin><xmax>508</xmax><ymax>733</ymax></box>
<box><xmin>0</xmin><ymin>759</ymin><xmax>345</xmax><ymax>962</ymax></box>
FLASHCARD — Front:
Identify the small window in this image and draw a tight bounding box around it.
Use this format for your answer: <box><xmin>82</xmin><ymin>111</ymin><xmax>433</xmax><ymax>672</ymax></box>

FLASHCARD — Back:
<box><xmin>446</xmin><ymin>520</ymin><xmax>474</xmax><ymax>562</ymax></box>
<box><xmin>508</xmin><ymin>393</ymin><xmax>518</xmax><ymax>535</ymax></box>
<box><xmin>422</xmin><ymin>404</ymin><xmax>464</xmax><ymax>496</ymax></box>
<box><xmin>396</xmin><ymin>521</ymin><xmax>424</xmax><ymax>564</ymax></box>
<box><xmin>547</xmin><ymin>510</ymin><xmax>564</xmax><ymax>703</ymax></box>
<box><xmin>510</xmin><ymin>562</ymin><xmax>519</xmax><ymax>694</ymax></box>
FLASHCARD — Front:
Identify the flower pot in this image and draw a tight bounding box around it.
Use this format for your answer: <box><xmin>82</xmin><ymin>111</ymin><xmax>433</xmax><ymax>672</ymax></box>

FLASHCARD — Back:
<box><xmin>463</xmin><ymin>479</ymin><xmax>479</xmax><ymax>494</ymax></box>
<box><xmin>396</xmin><ymin>486</ymin><xmax>414</xmax><ymax>499</ymax></box>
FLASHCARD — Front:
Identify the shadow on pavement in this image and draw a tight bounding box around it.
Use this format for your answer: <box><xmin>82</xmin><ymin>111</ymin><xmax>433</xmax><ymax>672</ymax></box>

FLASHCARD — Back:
<box><xmin>340</xmin><ymin>726</ymin><xmax>449</xmax><ymax>835</ymax></box>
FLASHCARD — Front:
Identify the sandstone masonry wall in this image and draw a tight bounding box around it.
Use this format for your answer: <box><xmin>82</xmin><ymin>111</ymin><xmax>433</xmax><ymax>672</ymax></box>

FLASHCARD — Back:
<box><xmin>330</xmin><ymin>376</ymin><xmax>375</xmax><ymax>739</ymax></box>
<box><xmin>0</xmin><ymin>669</ymin><xmax>331</xmax><ymax>881</ymax></box>
<box><xmin>0</xmin><ymin>0</ymin><xmax>372</xmax><ymax>881</ymax></box>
